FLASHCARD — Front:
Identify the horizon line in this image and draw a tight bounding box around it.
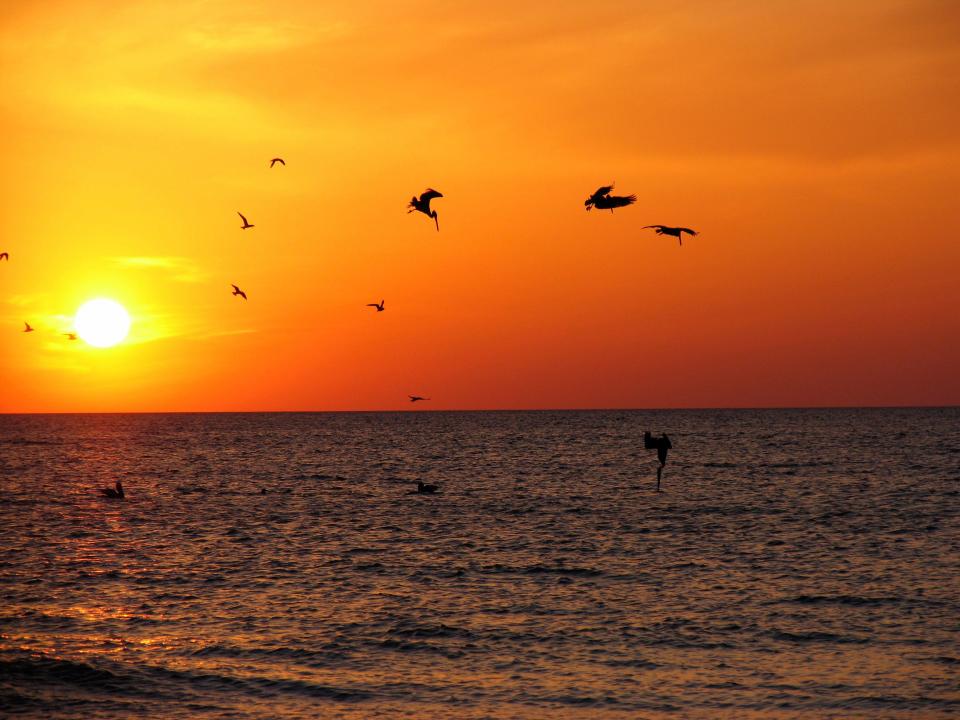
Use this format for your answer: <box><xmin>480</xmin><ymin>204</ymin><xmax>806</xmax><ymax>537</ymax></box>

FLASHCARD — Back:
<box><xmin>2</xmin><ymin>403</ymin><xmax>957</xmax><ymax>416</ymax></box>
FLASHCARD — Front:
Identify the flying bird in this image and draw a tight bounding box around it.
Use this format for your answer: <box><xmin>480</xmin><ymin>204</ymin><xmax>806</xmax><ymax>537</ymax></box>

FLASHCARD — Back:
<box><xmin>642</xmin><ymin>225</ymin><xmax>698</xmax><ymax>246</ymax></box>
<box><xmin>231</xmin><ymin>284</ymin><xmax>247</xmax><ymax>300</ymax></box>
<box><xmin>408</xmin><ymin>188</ymin><xmax>442</xmax><ymax>231</ymax></box>
<box><xmin>64</xmin><ymin>333</ymin><xmax>77</xmax><ymax>340</ymax></box>
<box><xmin>367</xmin><ymin>300</ymin><xmax>385</xmax><ymax>312</ymax></box>
<box><xmin>584</xmin><ymin>183</ymin><xmax>636</xmax><ymax>212</ymax></box>
<box><xmin>23</xmin><ymin>322</ymin><xmax>34</xmax><ymax>333</ymax></box>
<box><xmin>0</xmin><ymin>252</ymin><xmax>8</xmax><ymax>261</ymax></box>
<box><xmin>270</xmin><ymin>158</ymin><xmax>285</xmax><ymax>167</ymax></box>
<box><xmin>409</xmin><ymin>395</ymin><xmax>430</xmax><ymax>403</ymax></box>
<box><xmin>238</xmin><ymin>212</ymin><xmax>254</xmax><ymax>229</ymax></box>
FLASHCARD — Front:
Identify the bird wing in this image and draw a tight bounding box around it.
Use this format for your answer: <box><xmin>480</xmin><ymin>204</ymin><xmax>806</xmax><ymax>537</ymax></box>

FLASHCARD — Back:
<box><xmin>366</xmin><ymin>303</ymin><xmax>378</xmax><ymax>307</ymax></box>
<box><xmin>0</xmin><ymin>252</ymin><xmax>7</xmax><ymax>259</ymax></box>
<box><xmin>678</xmin><ymin>227</ymin><xmax>698</xmax><ymax>235</ymax></box>
<box><xmin>596</xmin><ymin>194</ymin><xmax>636</xmax><ymax>209</ymax></box>
<box><xmin>237</xmin><ymin>212</ymin><xmax>248</xmax><ymax>224</ymax></box>
<box><xmin>642</xmin><ymin>225</ymin><xmax>665</xmax><ymax>231</ymax></box>
<box><xmin>420</xmin><ymin>189</ymin><xmax>443</xmax><ymax>202</ymax></box>
<box><xmin>231</xmin><ymin>284</ymin><xmax>240</xmax><ymax>292</ymax></box>
<box><xmin>270</xmin><ymin>158</ymin><xmax>285</xmax><ymax>166</ymax></box>
<box><xmin>593</xmin><ymin>184</ymin><xmax>615</xmax><ymax>197</ymax></box>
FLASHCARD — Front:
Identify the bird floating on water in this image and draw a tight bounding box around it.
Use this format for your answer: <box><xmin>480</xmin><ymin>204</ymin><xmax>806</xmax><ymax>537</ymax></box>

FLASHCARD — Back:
<box><xmin>642</xmin><ymin>225</ymin><xmax>698</xmax><ymax>246</ymax></box>
<box><xmin>584</xmin><ymin>184</ymin><xmax>636</xmax><ymax>213</ymax></box>
<box><xmin>238</xmin><ymin>212</ymin><xmax>254</xmax><ymax>229</ymax></box>
<box><xmin>231</xmin><ymin>284</ymin><xmax>247</xmax><ymax>300</ymax></box>
<box><xmin>100</xmin><ymin>481</ymin><xmax>125</xmax><ymax>499</ymax></box>
<box><xmin>408</xmin><ymin>189</ymin><xmax>442</xmax><ymax>231</ymax></box>
<box><xmin>0</xmin><ymin>252</ymin><xmax>8</xmax><ymax>261</ymax></box>
<box><xmin>417</xmin><ymin>481</ymin><xmax>439</xmax><ymax>494</ymax></box>
<box><xmin>367</xmin><ymin>300</ymin><xmax>385</xmax><ymax>312</ymax></box>
<box><xmin>409</xmin><ymin>395</ymin><xmax>430</xmax><ymax>403</ymax></box>
<box><xmin>64</xmin><ymin>333</ymin><xmax>77</xmax><ymax>340</ymax></box>
<box><xmin>269</xmin><ymin>158</ymin><xmax>285</xmax><ymax>168</ymax></box>
<box><xmin>23</xmin><ymin>322</ymin><xmax>34</xmax><ymax>333</ymax></box>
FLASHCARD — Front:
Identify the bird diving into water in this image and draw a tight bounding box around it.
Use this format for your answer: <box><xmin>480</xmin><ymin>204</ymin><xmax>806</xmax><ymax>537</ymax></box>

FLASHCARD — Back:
<box><xmin>408</xmin><ymin>189</ymin><xmax>442</xmax><ymax>231</ymax></box>
<box><xmin>238</xmin><ymin>212</ymin><xmax>254</xmax><ymax>229</ymax></box>
<box><xmin>269</xmin><ymin>158</ymin><xmax>285</xmax><ymax>167</ymax></box>
<box><xmin>409</xmin><ymin>395</ymin><xmax>430</xmax><ymax>403</ymax></box>
<box><xmin>231</xmin><ymin>284</ymin><xmax>247</xmax><ymax>300</ymax></box>
<box><xmin>23</xmin><ymin>322</ymin><xmax>34</xmax><ymax>333</ymax></box>
<box><xmin>367</xmin><ymin>300</ymin><xmax>385</xmax><ymax>312</ymax></box>
<box><xmin>643</xmin><ymin>225</ymin><xmax>698</xmax><ymax>246</ymax></box>
<box><xmin>584</xmin><ymin>183</ymin><xmax>636</xmax><ymax>212</ymax></box>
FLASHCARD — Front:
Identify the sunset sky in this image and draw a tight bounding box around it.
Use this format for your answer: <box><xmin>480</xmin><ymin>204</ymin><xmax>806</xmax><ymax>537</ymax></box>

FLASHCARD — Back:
<box><xmin>1</xmin><ymin>0</ymin><xmax>958</xmax><ymax>412</ymax></box>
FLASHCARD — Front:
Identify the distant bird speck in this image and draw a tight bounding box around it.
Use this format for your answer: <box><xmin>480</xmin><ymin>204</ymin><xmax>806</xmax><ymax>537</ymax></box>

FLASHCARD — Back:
<box><xmin>231</xmin><ymin>284</ymin><xmax>247</xmax><ymax>300</ymax></box>
<box><xmin>270</xmin><ymin>158</ymin><xmax>285</xmax><ymax>168</ymax></box>
<box><xmin>409</xmin><ymin>395</ymin><xmax>430</xmax><ymax>403</ymax></box>
<box><xmin>585</xmin><ymin>183</ymin><xmax>636</xmax><ymax>213</ymax></box>
<box><xmin>367</xmin><ymin>300</ymin><xmax>385</xmax><ymax>312</ymax></box>
<box><xmin>238</xmin><ymin>212</ymin><xmax>254</xmax><ymax>229</ymax></box>
<box><xmin>643</xmin><ymin>225</ymin><xmax>698</xmax><ymax>246</ymax></box>
<box><xmin>23</xmin><ymin>322</ymin><xmax>34</xmax><ymax>333</ymax></box>
<box><xmin>64</xmin><ymin>333</ymin><xmax>77</xmax><ymax>340</ymax></box>
<box><xmin>408</xmin><ymin>189</ymin><xmax>442</xmax><ymax>231</ymax></box>
<box><xmin>0</xmin><ymin>252</ymin><xmax>8</xmax><ymax>261</ymax></box>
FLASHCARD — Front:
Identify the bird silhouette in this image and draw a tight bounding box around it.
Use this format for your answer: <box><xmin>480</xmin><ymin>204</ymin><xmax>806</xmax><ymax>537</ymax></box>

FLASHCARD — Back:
<box><xmin>408</xmin><ymin>189</ymin><xmax>442</xmax><ymax>231</ymax></box>
<box><xmin>0</xmin><ymin>252</ymin><xmax>8</xmax><ymax>261</ymax></box>
<box><xmin>269</xmin><ymin>158</ymin><xmax>285</xmax><ymax>167</ymax></box>
<box><xmin>416</xmin><ymin>481</ymin><xmax>439</xmax><ymax>494</ymax></box>
<box><xmin>23</xmin><ymin>322</ymin><xmax>34</xmax><ymax>333</ymax></box>
<box><xmin>367</xmin><ymin>300</ymin><xmax>385</xmax><ymax>312</ymax></box>
<box><xmin>584</xmin><ymin>183</ymin><xmax>636</xmax><ymax>213</ymax></box>
<box><xmin>642</xmin><ymin>225</ymin><xmax>698</xmax><ymax>246</ymax></box>
<box><xmin>231</xmin><ymin>284</ymin><xmax>247</xmax><ymax>300</ymax></box>
<box><xmin>409</xmin><ymin>395</ymin><xmax>430</xmax><ymax>403</ymax></box>
<box><xmin>64</xmin><ymin>333</ymin><xmax>77</xmax><ymax>340</ymax></box>
<box><xmin>238</xmin><ymin>212</ymin><xmax>254</xmax><ymax>229</ymax></box>
<box><xmin>100</xmin><ymin>480</ymin><xmax>124</xmax><ymax>499</ymax></box>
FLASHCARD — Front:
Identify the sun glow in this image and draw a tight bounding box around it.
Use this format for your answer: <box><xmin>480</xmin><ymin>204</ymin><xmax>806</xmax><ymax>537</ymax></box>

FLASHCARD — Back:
<box><xmin>75</xmin><ymin>299</ymin><xmax>131</xmax><ymax>348</ymax></box>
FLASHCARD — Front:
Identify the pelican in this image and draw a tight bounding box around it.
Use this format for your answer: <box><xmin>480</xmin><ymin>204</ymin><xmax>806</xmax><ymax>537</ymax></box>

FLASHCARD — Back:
<box><xmin>231</xmin><ymin>284</ymin><xmax>247</xmax><ymax>300</ymax></box>
<box><xmin>64</xmin><ymin>333</ymin><xmax>77</xmax><ymax>340</ymax></box>
<box><xmin>643</xmin><ymin>225</ymin><xmax>698</xmax><ymax>246</ymax></box>
<box><xmin>269</xmin><ymin>158</ymin><xmax>285</xmax><ymax>167</ymax></box>
<box><xmin>417</xmin><ymin>481</ymin><xmax>439</xmax><ymax>494</ymax></box>
<box><xmin>409</xmin><ymin>395</ymin><xmax>430</xmax><ymax>403</ymax></box>
<box><xmin>100</xmin><ymin>481</ymin><xmax>125</xmax><ymax>499</ymax></box>
<box><xmin>23</xmin><ymin>322</ymin><xmax>34</xmax><ymax>333</ymax></box>
<box><xmin>367</xmin><ymin>300</ymin><xmax>385</xmax><ymax>312</ymax></box>
<box><xmin>0</xmin><ymin>252</ymin><xmax>8</xmax><ymax>261</ymax></box>
<box><xmin>238</xmin><ymin>212</ymin><xmax>254</xmax><ymax>229</ymax></box>
<box><xmin>408</xmin><ymin>189</ymin><xmax>442</xmax><ymax>231</ymax></box>
<box><xmin>584</xmin><ymin>183</ymin><xmax>636</xmax><ymax>213</ymax></box>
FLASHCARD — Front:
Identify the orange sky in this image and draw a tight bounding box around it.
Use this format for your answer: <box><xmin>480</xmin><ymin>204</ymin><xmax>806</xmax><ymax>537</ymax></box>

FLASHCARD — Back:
<box><xmin>1</xmin><ymin>0</ymin><xmax>958</xmax><ymax>412</ymax></box>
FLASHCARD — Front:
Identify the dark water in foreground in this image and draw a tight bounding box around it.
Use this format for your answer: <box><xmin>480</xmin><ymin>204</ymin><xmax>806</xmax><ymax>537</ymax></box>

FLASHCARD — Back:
<box><xmin>1</xmin><ymin>409</ymin><xmax>958</xmax><ymax>719</ymax></box>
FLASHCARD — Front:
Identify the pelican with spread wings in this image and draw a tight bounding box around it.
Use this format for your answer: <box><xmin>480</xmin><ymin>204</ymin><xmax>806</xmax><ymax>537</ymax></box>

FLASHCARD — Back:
<box><xmin>642</xmin><ymin>225</ymin><xmax>698</xmax><ymax>246</ymax></box>
<box><xmin>584</xmin><ymin>183</ymin><xmax>636</xmax><ymax>212</ymax></box>
<box><xmin>408</xmin><ymin>189</ymin><xmax>442</xmax><ymax>231</ymax></box>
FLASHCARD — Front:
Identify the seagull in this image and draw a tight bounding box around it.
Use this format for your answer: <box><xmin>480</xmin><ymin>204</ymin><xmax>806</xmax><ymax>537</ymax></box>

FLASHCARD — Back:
<box><xmin>642</xmin><ymin>225</ymin><xmax>698</xmax><ymax>246</ymax></box>
<box><xmin>64</xmin><ymin>333</ymin><xmax>77</xmax><ymax>340</ymax></box>
<box><xmin>408</xmin><ymin>188</ymin><xmax>442</xmax><ymax>231</ymax></box>
<box><xmin>231</xmin><ymin>284</ymin><xmax>247</xmax><ymax>300</ymax></box>
<box><xmin>23</xmin><ymin>322</ymin><xmax>34</xmax><ymax>333</ymax></box>
<box><xmin>270</xmin><ymin>158</ymin><xmax>285</xmax><ymax>168</ymax></box>
<box><xmin>584</xmin><ymin>183</ymin><xmax>636</xmax><ymax>212</ymax></box>
<box><xmin>409</xmin><ymin>395</ymin><xmax>430</xmax><ymax>403</ymax></box>
<box><xmin>238</xmin><ymin>212</ymin><xmax>254</xmax><ymax>229</ymax></box>
<box><xmin>367</xmin><ymin>300</ymin><xmax>385</xmax><ymax>312</ymax></box>
<box><xmin>100</xmin><ymin>481</ymin><xmax>125</xmax><ymax>499</ymax></box>
<box><xmin>0</xmin><ymin>252</ymin><xmax>8</xmax><ymax>261</ymax></box>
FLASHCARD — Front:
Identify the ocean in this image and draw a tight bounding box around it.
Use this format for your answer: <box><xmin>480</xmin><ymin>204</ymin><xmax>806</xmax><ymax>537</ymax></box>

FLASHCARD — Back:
<box><xmin>1</xmin><ymin>409</ymin><xmax>958</xmax><ymax>718</ymax></box>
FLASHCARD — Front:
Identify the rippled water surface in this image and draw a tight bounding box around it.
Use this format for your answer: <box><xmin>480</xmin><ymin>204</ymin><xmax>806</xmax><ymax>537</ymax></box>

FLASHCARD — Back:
<box><xmin>1</xmin><ymin>409</ymin><xmax>959</xmax><ymax>718</ymax></box>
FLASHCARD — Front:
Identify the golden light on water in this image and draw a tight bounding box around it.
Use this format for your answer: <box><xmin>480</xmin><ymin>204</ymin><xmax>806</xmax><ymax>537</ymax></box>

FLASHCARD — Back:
<box><xmin>74</xmin><ymin>299</ymin><xmax>131</xmax><ymax>348</ymax></box>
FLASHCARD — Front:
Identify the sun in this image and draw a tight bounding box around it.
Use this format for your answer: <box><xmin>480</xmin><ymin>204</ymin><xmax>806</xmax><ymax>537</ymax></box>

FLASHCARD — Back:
<box><xmin>74</xmin><ymin>299</ymin><xmax>131</xmax><ymax>348</ymax></box>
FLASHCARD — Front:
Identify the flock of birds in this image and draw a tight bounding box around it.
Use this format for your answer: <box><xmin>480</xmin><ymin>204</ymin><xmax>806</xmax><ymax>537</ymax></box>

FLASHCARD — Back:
<box><xmin>8</xmin><ymin>160</ymin><xmax>693</xmax><ymax>497</ymax></box>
